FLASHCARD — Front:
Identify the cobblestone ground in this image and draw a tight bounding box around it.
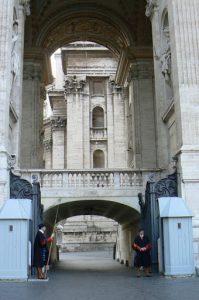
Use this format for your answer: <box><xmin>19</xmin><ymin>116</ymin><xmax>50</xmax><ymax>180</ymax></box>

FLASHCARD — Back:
<box><xmin>0</xmin><ymin>251</ymin><xmax>199</xmax><ymax>300</ymax></box>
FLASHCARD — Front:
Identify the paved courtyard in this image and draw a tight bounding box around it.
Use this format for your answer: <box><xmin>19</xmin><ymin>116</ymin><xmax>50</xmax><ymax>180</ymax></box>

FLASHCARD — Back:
<box><xmin>0</xmin><ymin>251</ymin><xmax>199</xmax><ymax>300</ymax></box>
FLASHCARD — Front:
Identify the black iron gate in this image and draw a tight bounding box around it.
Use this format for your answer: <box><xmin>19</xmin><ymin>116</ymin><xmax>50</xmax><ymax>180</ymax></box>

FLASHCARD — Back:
<box><xmin>10</xmin><ymin>171</ymin><xmax>43</xmax><ymax>275</ymax></box>
<box><xmin>138</xmin><ymin>172</ymin><xmax>177</xmax><ymax>271</ymax></box>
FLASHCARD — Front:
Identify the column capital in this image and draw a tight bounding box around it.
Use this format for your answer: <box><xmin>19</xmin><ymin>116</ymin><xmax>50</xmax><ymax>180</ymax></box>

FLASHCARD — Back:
<box><xmin>51</xmin><ymin>117</ymin><xmax>67</xmax><ymax>130</ymax></box>
<box><xmin>64</xmin><ymin>75</ymin><xmax>86</xmax><ymax>94</ymax></box>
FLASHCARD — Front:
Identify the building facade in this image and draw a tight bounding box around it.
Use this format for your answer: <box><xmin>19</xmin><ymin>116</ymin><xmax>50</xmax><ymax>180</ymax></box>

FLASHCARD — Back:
<box><xmin>0</xmin><ymin>0</ymin><xmax>199</xmax><ymax>272</ymax></box>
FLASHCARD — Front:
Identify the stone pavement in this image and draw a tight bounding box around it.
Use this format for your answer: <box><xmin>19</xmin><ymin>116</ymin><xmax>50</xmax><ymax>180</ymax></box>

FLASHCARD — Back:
<box><xmin>0</xmin><ymin>251</ymin><xmax>198</xmax><ymax>300</ymax></box>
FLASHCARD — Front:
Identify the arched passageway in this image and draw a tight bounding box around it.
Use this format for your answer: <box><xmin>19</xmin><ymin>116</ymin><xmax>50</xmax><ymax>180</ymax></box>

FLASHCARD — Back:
<box><xmin>44</xmin><ymin>199</ymin><xmax>141</xmax><ymax>267</ymax></box>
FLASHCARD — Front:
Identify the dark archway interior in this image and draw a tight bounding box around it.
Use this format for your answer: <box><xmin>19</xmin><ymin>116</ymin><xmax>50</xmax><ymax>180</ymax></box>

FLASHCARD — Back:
<box><xmin>44</xmin><ymin>200</ymin><xmax>140</xmax><ymax>229</ymax></box>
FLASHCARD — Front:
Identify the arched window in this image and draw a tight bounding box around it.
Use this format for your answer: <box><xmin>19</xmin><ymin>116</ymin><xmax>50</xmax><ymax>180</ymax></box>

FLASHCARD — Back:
<box><xmin>93</xmin><ymin>149</ymin><xmax>105</xmax><ymax>168</ymax></box>
<box><xmin>92</xmin><ymin>106</ymin><xmax>104</xmax><ymax>128</ymax></box>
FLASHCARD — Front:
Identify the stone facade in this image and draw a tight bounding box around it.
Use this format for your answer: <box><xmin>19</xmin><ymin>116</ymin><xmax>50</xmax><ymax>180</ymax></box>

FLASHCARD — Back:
<box><xmin>57</xmin><ymin>215</ymin><xmax>118</xmax><ymax>252</ymax></box>
<box><xmin>0</xmin><ymin>0</ymin><xmax>199</xmax><ymax>271</ymax></box>
<box><xmin>43</xmin><ymin>43</ymin><xmax>128</xmax><ymax>170</ymax></box>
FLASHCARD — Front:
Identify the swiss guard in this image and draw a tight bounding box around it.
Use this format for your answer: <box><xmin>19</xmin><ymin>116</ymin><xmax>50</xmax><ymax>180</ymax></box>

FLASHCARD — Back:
<box><xmin>33</xmin><ymin>224</ymin><xmax>54</xmax><ymax>279</ymax></box>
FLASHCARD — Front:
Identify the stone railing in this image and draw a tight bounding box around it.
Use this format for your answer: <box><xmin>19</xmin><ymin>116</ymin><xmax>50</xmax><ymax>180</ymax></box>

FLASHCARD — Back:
<box><xmin>18</xmin><ymin>169</ymin><xmax>145</xmax><ymax>189</ymax></box>
<box><xmin>90</xmin><ymin>128</ymin><xmax>107</xmax><ymax>140</ymax></box>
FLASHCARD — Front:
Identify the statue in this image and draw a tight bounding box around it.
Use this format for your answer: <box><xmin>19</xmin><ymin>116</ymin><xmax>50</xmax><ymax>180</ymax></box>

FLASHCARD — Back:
<box><xmin>145</xmin><ymin>0</ymin><xmax>157</xmax><ymax>18</ymax></box>
<box><xmin>11</xmin><ymin>19</ymin><xmax>19</xmax><ymax>86</ymax></box>
<box><xmin>160</xmin><ymin>27</ymin><xmax>171</xmax><ymax>81</ymax></box>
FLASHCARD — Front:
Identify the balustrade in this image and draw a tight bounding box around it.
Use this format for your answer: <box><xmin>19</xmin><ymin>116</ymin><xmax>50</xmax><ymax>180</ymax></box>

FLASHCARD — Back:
<box><xmin>90</xmin><ymin>128</ymin><xmax>107</xmax><ymax>140</ymax></box>
<box><xmin>18</xmin><ymin>169</ymin><xmax>143</xmax><ymax>189</ymax></box>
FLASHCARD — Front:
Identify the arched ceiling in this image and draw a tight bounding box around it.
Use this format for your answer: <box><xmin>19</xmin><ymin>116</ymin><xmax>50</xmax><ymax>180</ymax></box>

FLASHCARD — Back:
<box><xmin>44</xmin><ymin>200</ymin><xmax>140</xmax><ymax>228</ymax></box>
<box><xmin>25</xmin><ymin>0</ymin><xmax>152</xmax><ymax>85</ymax></box>
<box><xmin>26</xmin><ymin>0</ymin><xmax>152</xmax><ymax>53</ymax></box>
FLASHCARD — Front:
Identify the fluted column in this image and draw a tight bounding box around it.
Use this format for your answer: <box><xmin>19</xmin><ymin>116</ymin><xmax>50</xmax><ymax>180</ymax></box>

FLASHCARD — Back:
<box><xmin>168</xmin><ymin>0</ymin><xmax>199</xmax><ymax>267</ymax></box>
<box><xmin>0</xmin><ymin>0</ymin><xmax>14</xmax><ymax>205</ymax></box>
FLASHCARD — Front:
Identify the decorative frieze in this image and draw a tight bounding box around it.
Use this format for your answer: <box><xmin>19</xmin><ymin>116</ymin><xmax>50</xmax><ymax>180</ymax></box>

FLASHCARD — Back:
<box><xmin>64</xmin><ymin>75</ymin><xmax>86</xmax><ymax>95</ymax></box>
<box><xmin>145</xmin><ymin>0</ymin><xmax>158</xmax><ymax>18</ymax></box>
<box><xmin>51</xmin><ymin>117</ymin><xmax>66</xmax><ymax>130</ymax></box>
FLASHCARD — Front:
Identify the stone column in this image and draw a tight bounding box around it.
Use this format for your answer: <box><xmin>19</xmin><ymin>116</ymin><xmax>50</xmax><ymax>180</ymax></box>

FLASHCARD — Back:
<box><xmin>21</xmin><ymin>62</ymin><xmax>43</xmax><ymax>168</ymax></box>
<box><xmin>51</xmin><ymin>117</ymin><xmax>66</xmax><ymax>169</ymax></box>
<box><xmin>168</xmin><ymin>0</ymin><xmax>199</xmax><ymax>267</ymax></box>
<box><xmin>107</xmin><ymin>81</ymin><xmax>115</xmax><ymax>168</ymax></box>
<box><xmin>65</xmin><ymin>76</ymin><xmax>86</xmax><ymax>169</ymax></box>
<box><xmin>110</xmin><ymin>83</ymin><xmax>128</xmax><ymax>168</ymax></box>
<box><xmin>10</xmin><ymin>1</ymin><xmax>30</xmax><ymax>167</ymax></box>
<box><xmin>118</xmin><ymin>226</ymin><xmax>130</xmax><ymax>266</ymax></box>
<box><xmin>129</xmin><ymin>61</ymin><xmax>157</xmax><ymax>169</ymax></box>
<box><xmin>146</xmin><ymin>0</ymin><xmax>170</xmax><ymax>169</ymax></box>
<box><xmin>0</xmin><ymin>0</ymin><xmax>15</xmax><ymax>206</ymax></box>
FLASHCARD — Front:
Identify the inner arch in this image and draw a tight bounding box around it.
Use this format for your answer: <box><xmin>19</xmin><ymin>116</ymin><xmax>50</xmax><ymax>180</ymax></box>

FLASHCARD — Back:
<box><xmin>44</xmin><ymin>200</ymin><xmax>140</xmax><ymax>228</ymax></box>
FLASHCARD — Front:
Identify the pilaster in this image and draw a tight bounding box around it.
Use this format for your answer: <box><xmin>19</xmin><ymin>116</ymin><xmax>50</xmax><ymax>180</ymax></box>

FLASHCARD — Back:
<box><xmin>168</xmin><ymin>0</ymin><xmax>199</xmax><ymax>267</ymax></box>
<box><xmin>0</xmin><ymin>0</ymin><xmax>15</xmax><ymax>205</ymax></box>
<box><xmin>51</xmin><ymin>117</ymin><xmax>66</xmax><ymax>169</ymax></box>
<box><xmin>65</xmin><ymin>76</ymin><xmax>86</xmax><ymax>169</ymax></box>
<box><xmin>128</xmin><ymin>60</ymin><xmax>157</xmax><ymax>169</ymax></box>
<box><xmin>21</xmin><ymin>62</ymin><xmax>43</xmax><ymax>168</ymax></box>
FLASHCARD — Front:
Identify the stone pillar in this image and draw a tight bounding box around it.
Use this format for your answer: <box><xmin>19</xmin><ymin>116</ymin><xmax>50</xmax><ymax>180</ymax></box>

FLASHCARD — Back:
<box><xmin>129</xmin><ymin>61</ymin><xmax>157</xmax><ymax>169</ymax></box>
<box><xmin>118</xmin><ymin>226</ymin><xmax>130</xmax><ymax>266</ymax></box>
<box><xmin>0</xmin><ymin>0</ymin><xmax>15</xmax><ymax>206</ymax></box>
<box><xmin>146</xmin><ymin>1</ymin><xmax>170</xmax><ymax>169</ymax></box>
<box><xmin>65</xmin><ymin>77</ymin><xmax>86</xmax><ymax>169</ymax></box>
<box><xmin>110</xmin><ymin>83</ymin><xmax>128</xmax><ymax>168</ymax></box>
<box><xmin>168</xmin><ymin>0</ymin><xmax>199</xmax><ymax>267</ymax></box>
<box><xmin>21</xmin><ymin>62</ymin><xmax>43</xmax><ymax>168</ymax></box>
<box><xmin>51</xmin><ymin>117</ymin><xmax>66</xmax><ymax>169</ymax></box>
<box><xmin>10</xmin><ymin>1</ymin><xmax>30</xmax><ymax>167</ymax></box>
<box><xmin>107</xmin><ymin>81</ymin><xmax>114</xmax><ymax>168</ymax></box>
<box><xmin>43</xmin><ymin>139</ymin><xmax>52</xmax><ymax>169</ymax></box>
<box><xmin>0</xmin><ymin>1</ymin><xmax>30</xmax><ymax>205</ymax></box>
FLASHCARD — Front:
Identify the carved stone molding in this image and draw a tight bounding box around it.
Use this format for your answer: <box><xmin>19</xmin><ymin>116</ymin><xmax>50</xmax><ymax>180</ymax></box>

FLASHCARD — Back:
<box><xmin>43</xmin><ymin>139</ymin><xmax>52</xmax><ymax>151</ymax></box>
<box><xmin>64</xmin><ymin>76</ymin><xmax>86</xmax><ymax>94</ymax></box>
<box><xmin>23</xmin><ymin>62</ymin><xmax>40</xmax><ymax>82</ymax></box>
<box><xmin>145</xmin><ymin>0</ymin><xmax>158</xmax><ymax>18</ymax></box>
<box><xmin>51</xmin><ymin>117</ymin><xmax>66</xmax><ymax>130</ymax></box>
<box><xmin>23</xmin><ymin>64</ymin><xmax>41</xmax><ymax>81</ymax></box>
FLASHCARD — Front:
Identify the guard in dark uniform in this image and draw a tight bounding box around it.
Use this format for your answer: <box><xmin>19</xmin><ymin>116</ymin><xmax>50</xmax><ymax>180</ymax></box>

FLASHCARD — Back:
<box><xmin>33</xmin><ymin>224</ymin><xmax>54</xmax><ymax>279</ymax></box>
<box><xmin>132</xmin><ymin>228</ymin><xmax>152</xmax><ymax>277</ymax></box>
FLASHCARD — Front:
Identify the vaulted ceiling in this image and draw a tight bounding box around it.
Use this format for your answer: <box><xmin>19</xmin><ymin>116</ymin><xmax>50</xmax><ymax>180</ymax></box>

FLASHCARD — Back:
<box><xmin>26</xmin><ymin>0</ymin><xmax>152</xmax><ymax>51</ymax></box>
<box><xmin>25</xmin><ymin>0</ymin><xmax>153</xmax><ymax>84</ymax></box>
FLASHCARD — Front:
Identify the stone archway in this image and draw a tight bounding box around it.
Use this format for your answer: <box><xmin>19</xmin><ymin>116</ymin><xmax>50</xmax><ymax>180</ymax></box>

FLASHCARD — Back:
<box><xmin>44</xmin><ymin>199</ymin><xmax>141</xmax><ymax>266</ymax></box>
